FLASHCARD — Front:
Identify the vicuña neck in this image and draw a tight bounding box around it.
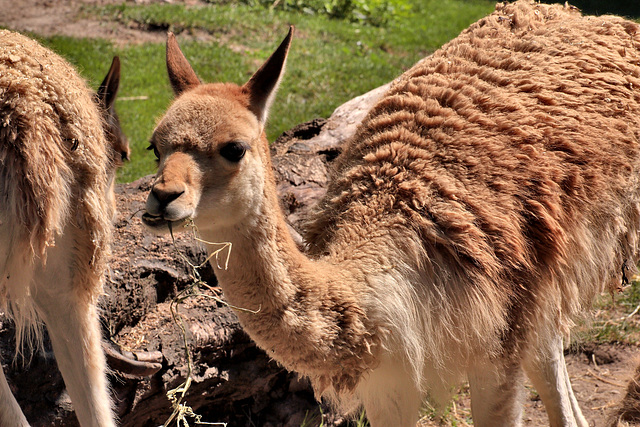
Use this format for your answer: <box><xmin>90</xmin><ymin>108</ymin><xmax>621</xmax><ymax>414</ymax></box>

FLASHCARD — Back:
<box><xmin>208</xmin><ymin>192</ymin><xmax>316</xmax><ymax>313</ymax></box>
<box><xmin>200</xmin><ymin>176</ymin><xmax>379</xmax><ymax>393</ymax></box>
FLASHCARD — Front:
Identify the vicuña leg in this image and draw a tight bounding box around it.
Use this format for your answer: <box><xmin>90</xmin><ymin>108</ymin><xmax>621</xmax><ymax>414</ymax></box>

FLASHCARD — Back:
<box><xmin>468</xmin><ymin>361</ymin><xmax>525</xmax><ymax>427</ymax></box>
<box><xmin>523</xmin><ymin>334</ymin><xmax>588</xmax><ymax>427</ymax></box>
<box><xmin>34</xmin><ymin>286</ymin><xmax>113</xmax><ymax>427</ymax></box>
<box><xmin>0</xmin><ymin>364</ymin><xmax>29</xmax><ymax>427</ymax></box>
<box><xmin>32</xmin><ymin>237</ymin><xmax>114</xmax><ymax>427</ymax></box>
<box><xmin>358</xmin><ymin>356</ymin><xmax>421</xmax><ymax>427</ymax></box>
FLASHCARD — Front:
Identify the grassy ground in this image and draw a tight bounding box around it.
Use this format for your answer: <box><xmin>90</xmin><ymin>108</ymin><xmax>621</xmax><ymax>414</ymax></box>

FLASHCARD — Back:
<box><xmin>571</xmin><ymin>279</ymin><xmax>640</xmax><ymax>348</ymax></box>
<box><xmin>34</xmin><ymin>0</ymin><xmax>640</xmax><ymax>182</ymax></box>
<box><xmin>35</xmin><ymin>0</ymin><xmax>496</xmax><ymax>182</ymax></box>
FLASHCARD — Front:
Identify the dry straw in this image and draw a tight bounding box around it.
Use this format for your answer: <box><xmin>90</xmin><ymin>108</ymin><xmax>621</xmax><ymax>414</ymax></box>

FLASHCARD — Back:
<box><xmin>161</xmin><ymin>220</ymin><xmax>258</xmax><ymax>427</ymax></box>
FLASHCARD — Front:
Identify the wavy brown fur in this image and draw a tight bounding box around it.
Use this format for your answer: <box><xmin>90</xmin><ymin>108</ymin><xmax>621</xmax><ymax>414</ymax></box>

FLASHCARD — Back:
<box><xmin>308</xmin><ymin>0</ymin><xmax>640</xmax><ymax>377</ymax></box>
<box><xmin>145</xmin><ymin>2</ymin><xmax>640</xmax><ymax>425</ymax></box>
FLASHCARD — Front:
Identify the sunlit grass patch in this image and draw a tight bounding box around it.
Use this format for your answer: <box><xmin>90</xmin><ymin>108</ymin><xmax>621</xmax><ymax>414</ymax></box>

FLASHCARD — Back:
<box><xmin>71</xmin><ymin>0</ymin><xmax>495</xmax><ymax>182</ymax></box>
<box><xmin>419</xmin><ymin>384</ymin><xmax>472</xmax><ymax>427</ymax></box>
<box><xmin>570</xmin><ymin>280</ymin><xmax>640</xmax><ymax>349</ymax></box>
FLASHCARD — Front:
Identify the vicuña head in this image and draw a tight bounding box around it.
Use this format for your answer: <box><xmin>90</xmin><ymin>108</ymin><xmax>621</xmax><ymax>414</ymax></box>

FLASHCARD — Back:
<box><xmin>97</xmin><ymin>55</ymin><xmax>130</xmax><ymax>218</ymax></box>
<box><xmin>98</xmin><ymin>55</ymin><xmax>130</xmax><ymax>169</ymax></box>
<box><xmin>143</xmin><ymin>28</ymin><xmax>292</xmax><ymax>234</ymax></box>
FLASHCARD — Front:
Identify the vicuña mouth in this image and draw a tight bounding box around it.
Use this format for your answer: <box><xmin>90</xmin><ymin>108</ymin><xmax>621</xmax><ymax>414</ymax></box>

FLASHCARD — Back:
<box><xmin>141</xmin><ymin>212</ymin><xmax>189</xmax><ymax>231</ymax></box>
<box><xmin>141</xmin><ymin>212</ymin><xmax>171</xmax><ymax>228</ymax></box>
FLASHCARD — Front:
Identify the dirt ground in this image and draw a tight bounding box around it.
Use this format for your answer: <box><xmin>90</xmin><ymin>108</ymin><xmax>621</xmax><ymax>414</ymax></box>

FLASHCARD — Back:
<box><xmin>2</xmin><ymin>1</ymin><xmax>640</xmax><ymax>426</ymax></box>
<box><xmin>417</xmin><ymin>344</ymin><xmax>640</xmax><ymax>426</ymax></box>
<box><xmin>0</xmin><ymin>0</ymin><xmax>179</xmax><ymax>45</ymax></box>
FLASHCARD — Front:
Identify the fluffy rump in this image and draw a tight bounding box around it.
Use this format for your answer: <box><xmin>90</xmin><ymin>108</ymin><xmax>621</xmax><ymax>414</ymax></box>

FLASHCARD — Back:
<box><xmin>0</xmin><ymin>30</ymin><xmax>113</xmax><ymax>349</ymax></box>
<box><xmin>306</xmin><ymin>0</ymin><xmax>640</xmax><ymax>401</ymax></box>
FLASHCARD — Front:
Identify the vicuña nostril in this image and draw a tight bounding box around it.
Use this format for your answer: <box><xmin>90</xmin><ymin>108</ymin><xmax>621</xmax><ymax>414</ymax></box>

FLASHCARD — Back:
<box><xmin>152</xmin><ymin>183</ymin><xmax>185</xmax><ymax>208</ymax></box>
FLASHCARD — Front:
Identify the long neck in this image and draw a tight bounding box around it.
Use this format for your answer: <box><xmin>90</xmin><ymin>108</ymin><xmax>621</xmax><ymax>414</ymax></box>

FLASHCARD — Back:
<box><xmin>211</xmin><ymin>198</ymin><xmax>320</xmax><ymax>313</ymax></box>
<box><xmin>200</xmin><ymin>175</ymin><xmax>379</xmax><ymax>393</ymax></box>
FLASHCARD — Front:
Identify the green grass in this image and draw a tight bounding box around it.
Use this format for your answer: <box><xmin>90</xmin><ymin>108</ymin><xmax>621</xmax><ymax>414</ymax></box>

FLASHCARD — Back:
<box><xmin>37</xmin><ymin>36</ymin><xmax>172</xmax><ymax>182</ymax></box>
<box><xmin>421</xmin><ymin>385</ymin><xmax>473</xmax><ymax>426</ymax></box>
<box><xmin>570</xmin><ymin>280</ymin><xmax>640</xmax><ymax>349</ymax></box>
<box><xmin>28</xmin><ymin>0</ymin><xmax>495</xmax><ymax>182</ymax></box>
<box><xmin>7</xmin><ymin>1</ymin><xmax>640</xmax><ymax>183</ymax></box>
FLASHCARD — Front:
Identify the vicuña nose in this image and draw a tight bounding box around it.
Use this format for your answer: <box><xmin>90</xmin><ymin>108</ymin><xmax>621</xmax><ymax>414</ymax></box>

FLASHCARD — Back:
<box><xmin>152</xmin><ymin>181</ymin><xmax>185</xmax><ymax>209</ymax></box>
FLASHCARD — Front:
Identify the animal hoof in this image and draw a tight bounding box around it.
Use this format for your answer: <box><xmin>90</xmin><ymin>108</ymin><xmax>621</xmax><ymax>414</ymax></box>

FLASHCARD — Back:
<box><xmin>103</xmin><ymin>340</ymin><xmax>163</xmax><ymax>378</ymax></box>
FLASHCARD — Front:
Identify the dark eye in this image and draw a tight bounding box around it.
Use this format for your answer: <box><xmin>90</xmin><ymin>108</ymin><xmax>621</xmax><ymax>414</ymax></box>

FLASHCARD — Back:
<box><xmin>220</xmin><ymin>142</ymin><xmax>247</xmax><ymax>162</ymax></box>
<box><xmin>147</xmin><ymin>143</ymin><xmax>160</xmax><ymax>160</ymax></box>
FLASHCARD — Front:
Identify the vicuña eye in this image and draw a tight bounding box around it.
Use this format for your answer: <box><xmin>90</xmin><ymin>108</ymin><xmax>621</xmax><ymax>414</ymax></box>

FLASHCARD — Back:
<box><xmin>220</xmin><ymin>142</ymin><xmax>247</xmax><ymax>162</ymax></box>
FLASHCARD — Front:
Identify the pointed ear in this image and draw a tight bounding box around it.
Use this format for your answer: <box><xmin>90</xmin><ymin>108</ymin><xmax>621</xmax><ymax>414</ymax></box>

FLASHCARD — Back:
<box><xmin>166</xmin><ymin>32</ymin><xmax>200</xmax><ymax>96</ymax></box>
<box><xmin>98</xmin><ymin>56</ymin><xmax>120</xmax><ymax>110</ymax></box>
<box><xmin>242</xmin><ymin>26</ymin><xmax>293</xmax><ymax>124</ymax></box>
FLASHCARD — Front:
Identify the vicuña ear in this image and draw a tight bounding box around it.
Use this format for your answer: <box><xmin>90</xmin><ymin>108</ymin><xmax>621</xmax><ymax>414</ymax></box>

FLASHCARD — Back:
<box><xmin>98</xmin><ymin>56</ymin><xmax>120</xmax><ymax>111</ymax></box>
<box><xmin>166</xmin><ymin>32</ymin><xmax>200</xmax><ymax>95</ymax></box>
<box><xmin>242</xmin><ymin>26</ymin><xmax>294</xmax><ymax>124</ymax></box>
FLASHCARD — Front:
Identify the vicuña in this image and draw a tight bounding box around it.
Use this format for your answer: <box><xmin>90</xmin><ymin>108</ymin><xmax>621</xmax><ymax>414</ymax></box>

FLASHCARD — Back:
<box><xmin>142</xmin><ymin>1</ymin><xmax>640</xmax><ymax>425</ymax></box>
<box><xmin>0</xmin><ymin>30</ymin><xmax>128</xmax><ymax>427</ymax></box>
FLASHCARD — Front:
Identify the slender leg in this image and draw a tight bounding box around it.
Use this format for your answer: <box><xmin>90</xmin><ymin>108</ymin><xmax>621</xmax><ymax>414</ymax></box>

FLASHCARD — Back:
<box><xmin>0</xmin><ymin>230</ymin><xmax>32</xmax><ymax>426</ymax></box>
<box><xmin>359</xmin><ymin>357</ymin><xmax>421</xmax><ymax>427</ymax></box>
<box><xmin>523</xmin><ymin>335</ymin><xmax>588</xmax><ymax>427</ymax></box>
<box><xmin>34</xmin><ymin>289</ymin><xmax>114</xmax><ymax>427</ymax></box>
<box><xmin>564</xmin><ymin>358</ymin><xmax>588</xmax><ymax>427</ymax></box>
<box><xmin>468</xmin><ymin>361</ymin><xmax>525</xmax><ymax>427</ymax></box>
<box><xmin>32</xmin><ymin>235</ymin><xmax>114</xmax><ymax>427</ymax></box>
<box><xmin>0</xmin><ymin>364</ymin><xmax>29</xmax><ymax>427</ymax></box>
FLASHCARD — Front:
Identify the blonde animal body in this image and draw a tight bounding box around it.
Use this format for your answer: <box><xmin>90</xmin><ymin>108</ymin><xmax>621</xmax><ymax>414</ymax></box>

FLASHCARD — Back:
<box><xmin>0</xmin><ymin>30</ymin><xmax>127</xmax><ymax>426</ymax></box>
<box><xmin>143</xmin><ymin>2</ymin><xmax>640</xmax><ymax>426</ymax></box>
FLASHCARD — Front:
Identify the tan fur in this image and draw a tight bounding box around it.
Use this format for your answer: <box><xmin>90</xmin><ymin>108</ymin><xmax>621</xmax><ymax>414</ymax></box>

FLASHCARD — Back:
<box><xmin>144</xmin><ymin>3</ymin><xmax>640</xmax><ymax>426</ymax></box>
<box><xmin>0</xmin><ymin>30</ymin><xmax>122</xmax><ymax>426</ymax></box>
<box><xmin>610</xmin><ymin>361</ymin><xmax>640</xmax><ymax>426</ymax></box>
